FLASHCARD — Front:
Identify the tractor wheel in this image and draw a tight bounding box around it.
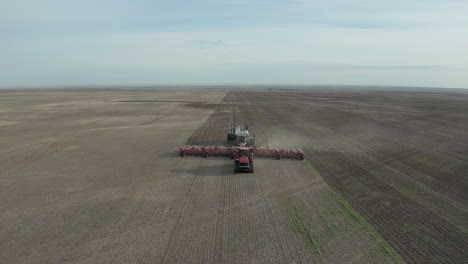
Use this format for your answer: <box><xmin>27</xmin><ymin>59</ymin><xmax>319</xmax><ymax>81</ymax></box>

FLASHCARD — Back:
<box><xmin>299</xmin><ymin>155</ymin><xmax>304</xmax><ymax>160</ymax></box>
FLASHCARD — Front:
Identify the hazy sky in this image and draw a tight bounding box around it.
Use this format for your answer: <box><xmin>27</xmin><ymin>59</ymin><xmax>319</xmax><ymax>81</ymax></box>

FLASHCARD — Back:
<box><xmin>2</xmin><ymin>0</ymin><xmax>468</xmax><ymax>88</ymax></box>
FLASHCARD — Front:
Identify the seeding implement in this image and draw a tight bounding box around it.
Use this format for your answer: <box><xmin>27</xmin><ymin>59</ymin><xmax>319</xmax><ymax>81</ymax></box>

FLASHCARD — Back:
<box><xmin>179</xmin><ymin>123</ymin><xmax>304</xmax><ymax>173</ymax></box>
<box><xmin>179</xmin><ymin>145</ymin><xmax>304</xmax><ymax>160</ymax></box>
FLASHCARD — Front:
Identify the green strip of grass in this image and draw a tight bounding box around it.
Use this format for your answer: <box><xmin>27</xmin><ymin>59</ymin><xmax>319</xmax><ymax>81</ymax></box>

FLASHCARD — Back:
<box><xmin>303</xmin><ymin>159</ymin><xmax>319</xmax><ymax>175</ymax></box>
<box><xmin>290</xmin><ymin>203</ymin><xmax>322</xmax><ymax>253</ymax></box>
<box><xmin>303</xmin><ymin>159</ymin><xmax>404</xmax><ymax>263</ymax></box>
<box><xmin>330</xmin><ymin>190</ymin><xmax>404</xmax><ymax>263</ymax></box>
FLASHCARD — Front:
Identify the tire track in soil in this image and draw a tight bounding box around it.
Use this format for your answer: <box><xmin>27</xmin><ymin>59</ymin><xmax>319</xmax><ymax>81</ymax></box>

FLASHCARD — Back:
<box><xmin>162</xmin><ymin>98</ymin><xmax>233</xmax><ymax>263</ymax></box>
<box><xmin>161</xmin><ymin>158</ymin><xmax>203</xmax><ymax>264</ymax></box>
<box><xmin>212</xmin><ymin>176</ymin><xmax>226</xmax><ymax>264</ymax></box>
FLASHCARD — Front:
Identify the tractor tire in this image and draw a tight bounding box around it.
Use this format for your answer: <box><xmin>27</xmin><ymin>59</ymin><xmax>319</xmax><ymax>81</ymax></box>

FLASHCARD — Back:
<box><xmin>234</xmin><ymin>163</ymin><xmax>240</xmax><ymax>173</ymax></box>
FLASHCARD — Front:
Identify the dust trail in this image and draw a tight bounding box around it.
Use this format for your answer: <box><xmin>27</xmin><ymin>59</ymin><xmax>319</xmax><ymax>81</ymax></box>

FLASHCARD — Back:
<box><xmin>263</xmin><ymin>128</ymin><xmax>309</xmax><ymax>149</ymax></box>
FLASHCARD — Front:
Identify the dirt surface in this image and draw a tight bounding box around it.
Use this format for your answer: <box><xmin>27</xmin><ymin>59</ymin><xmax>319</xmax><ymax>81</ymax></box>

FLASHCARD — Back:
<box><xmin>1</xmin><ymin>89</ymin><xmax>467</xmax><ymax>263</ymax></box>
<box><xmin>228</xmin><ymin>90</ymin><xmax>468</xmax><ymax>264</ymax></box>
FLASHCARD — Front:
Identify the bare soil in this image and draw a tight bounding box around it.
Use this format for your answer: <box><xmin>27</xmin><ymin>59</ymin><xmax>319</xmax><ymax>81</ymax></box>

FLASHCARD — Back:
<box><xmin>1</xmin><ymin>88</ymin><xmax>467</xmax><ymax>263</ymax></box>
<box><xmin>228</xmin><ymin>90</ymin><xmax>468</xmax><ymax>263</ymax></box>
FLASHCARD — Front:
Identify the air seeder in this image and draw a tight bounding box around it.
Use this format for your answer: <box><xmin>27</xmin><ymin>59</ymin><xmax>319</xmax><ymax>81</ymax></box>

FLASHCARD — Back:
<box><xmin>179</xmin><ymin>123</ymin><xmax>304</xmax><ymax>173</ymax></box>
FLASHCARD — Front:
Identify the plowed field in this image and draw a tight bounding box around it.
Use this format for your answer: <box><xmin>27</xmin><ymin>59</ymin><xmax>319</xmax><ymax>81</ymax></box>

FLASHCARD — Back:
<box><xmin>1</xmin><ymin>88</ymin><xmax>467</xmax><ymax>263</ymax></box>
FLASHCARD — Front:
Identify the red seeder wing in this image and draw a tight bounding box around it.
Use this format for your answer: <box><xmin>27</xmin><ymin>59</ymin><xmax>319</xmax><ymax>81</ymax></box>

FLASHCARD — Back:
<box><xmin>179</xmin><ymin>145</ymin><xmax>304</xmax><ymax>160</ymax></box>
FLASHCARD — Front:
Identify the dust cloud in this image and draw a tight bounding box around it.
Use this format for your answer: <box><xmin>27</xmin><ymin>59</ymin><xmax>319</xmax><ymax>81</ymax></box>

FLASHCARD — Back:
<box><xmin>263</xmin><ymin>129</ymin><xmax>309</xmax><ymax>149</ymax></box>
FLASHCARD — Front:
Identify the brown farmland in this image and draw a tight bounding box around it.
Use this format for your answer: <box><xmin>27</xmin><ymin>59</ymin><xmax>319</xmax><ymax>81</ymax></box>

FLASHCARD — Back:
<box><xmin>1</xmin><ymin>88</ymin><xmax>467</xmax><ymax>263</ymax></box>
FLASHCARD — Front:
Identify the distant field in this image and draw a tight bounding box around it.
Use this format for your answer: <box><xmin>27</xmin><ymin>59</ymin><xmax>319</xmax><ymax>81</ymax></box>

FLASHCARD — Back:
<box><xmin>1</xmin><ymin>89</ymin><xmax>467</xmax><ymax>263</ymax></box>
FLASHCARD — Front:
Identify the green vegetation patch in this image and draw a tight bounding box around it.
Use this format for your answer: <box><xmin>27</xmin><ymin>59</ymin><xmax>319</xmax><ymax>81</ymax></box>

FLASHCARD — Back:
<box><xmin>302</xmin><ymin>158</ymin><xmax>404</xmax><ymax>263</ymax></box>
<box><xmin>303</xmin><ymin>159</ymin><xmax>319</xmax><ymax>175</ymax></box>
<box><xmin>317</xmin><ymin>210</ymin><xmax>353</xmax><ymax>237</ymax></box>
<box><xmin>290</xmin><ymin>203</ymin><xmax>322</xmax><ymax>253</ymax></box>
<box><xmin>329</xmin><ymin>190</ymin><xmax>404</xmax><ymax>263</ymax></box>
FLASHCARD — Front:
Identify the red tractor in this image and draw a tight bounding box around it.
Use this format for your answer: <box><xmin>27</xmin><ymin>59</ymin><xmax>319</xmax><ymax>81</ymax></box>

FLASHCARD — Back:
<box><xmin>232</xmin><ymin>147</ymin><xmax>254</xmax><ymax>173</ymax></box>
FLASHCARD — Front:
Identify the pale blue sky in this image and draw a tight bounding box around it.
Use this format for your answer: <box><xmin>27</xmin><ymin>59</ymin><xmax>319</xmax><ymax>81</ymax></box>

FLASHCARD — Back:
<box><xmin>2</xmin><ymin>0</ymin><xmax>468</xmax><ymax>88</ymax></box>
